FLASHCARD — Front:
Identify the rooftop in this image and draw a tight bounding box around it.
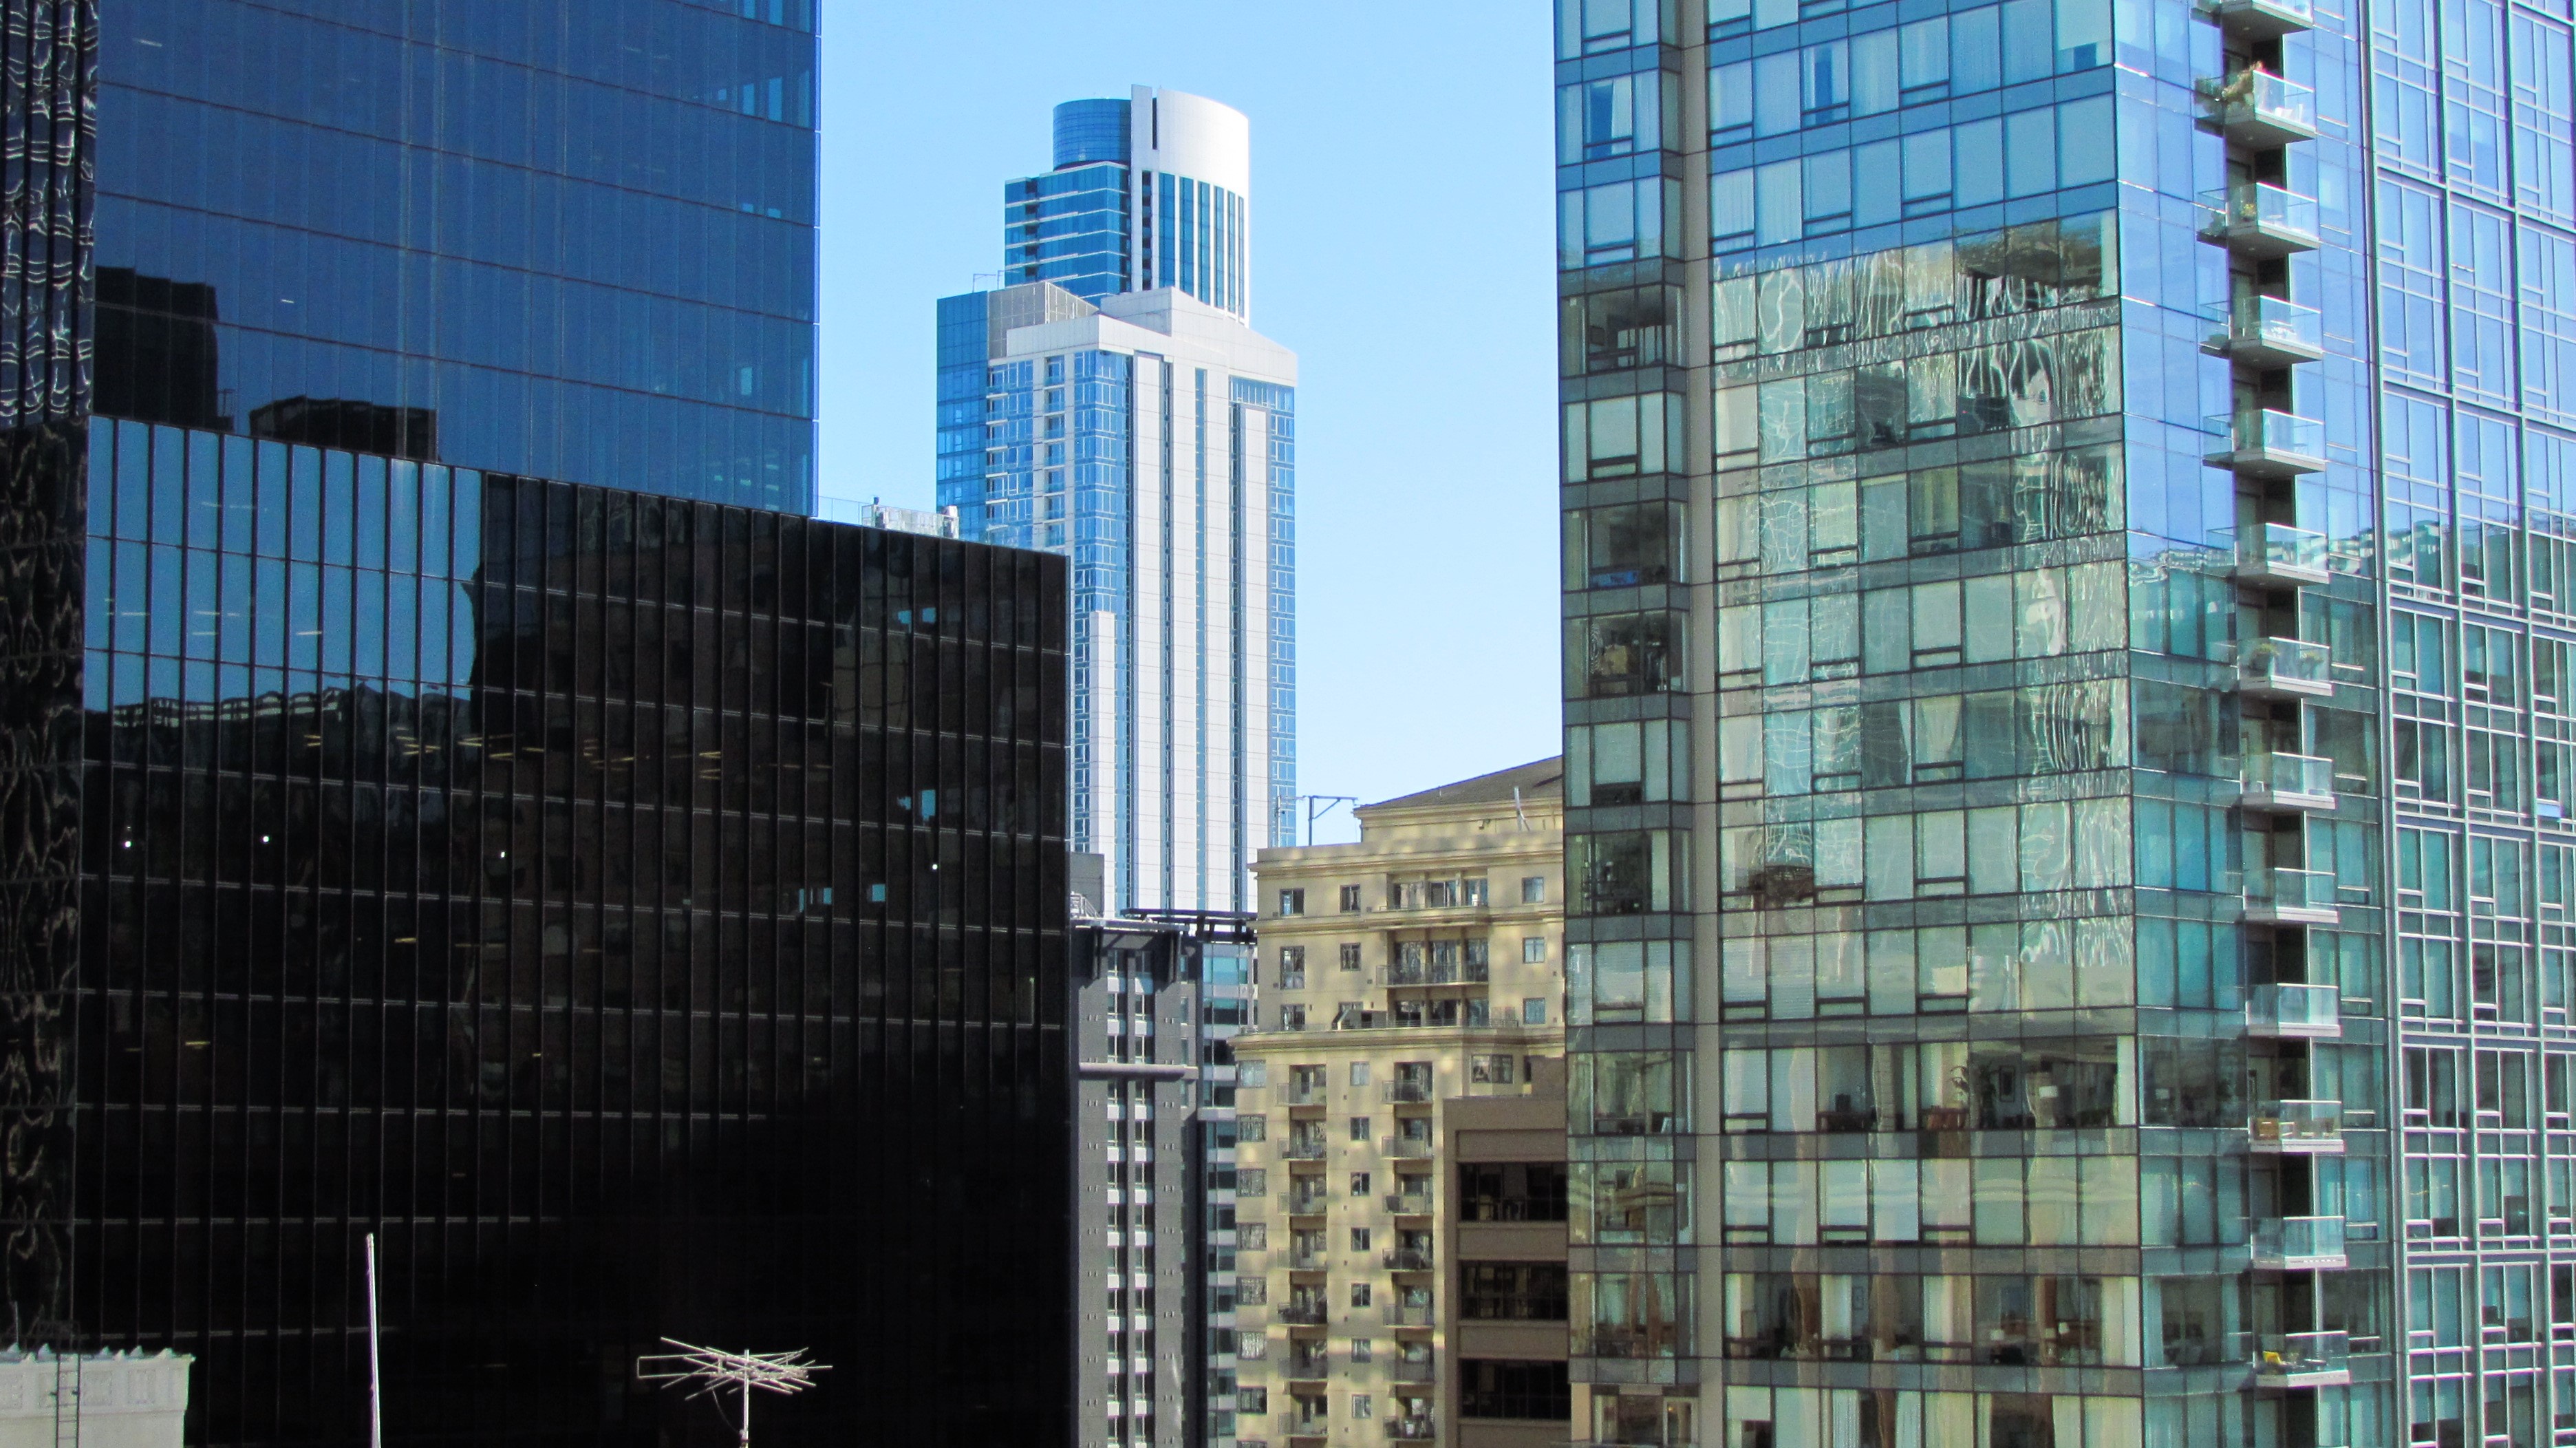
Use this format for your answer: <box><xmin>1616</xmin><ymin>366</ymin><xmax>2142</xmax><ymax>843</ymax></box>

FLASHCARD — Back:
<box><xmin>1360</xmin><ymin>758</ymin><xmax>1563</xmax><ymax>816</ymax></box>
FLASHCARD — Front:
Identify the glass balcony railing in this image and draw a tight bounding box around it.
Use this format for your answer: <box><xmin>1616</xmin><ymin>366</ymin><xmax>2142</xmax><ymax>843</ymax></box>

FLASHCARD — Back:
<box><xmin>1283</xmin><ymin>1140</ymin><xmax>1327</xmax><ymax>1160</ymax></box>
<box><xmin>1384</xmin><ymin>1302</ymin><xmax>1436</xmax><ymax>1329</ymax></box>
<box><xmin>1278</xmin><ymin>1301</ymin><xmax>1329</xmax><ymax>1325</ymax></box>
<box><xmin>2211</xmin><ymin>293</ymin><xmax>2325</xmax><ymax>364</ymax></box>
<box><xmin>2207</xmin><ymin>0</ymin><xmax>2315</xmax><ymax>32</ymax></box>
<box><xmin>2252</xmin><ymin>1213</ymin><xmax>2350</xmax><ymax>1268</ymax></box>
<box><xmin>1389</xmin><ymin>1353</ymin><xmax>1437</xmax><ymax>1384</ymax></box>
<box><xmin>2202</xmin><ymin>182</ymin><xmax>2321</xmax><ymax>253</ymax></box>
<box><xmin>1383</xmin><ymin>1247</ymin><xmax>1437</xmax><ymax>1272</ymax></box>
<box><xmin>2248</xmin><ymin>981</ymin><xmax>2342</xmax><ymax>1037</ymax></box>
<box><xmin>1384</xmin><ymin>1192</ymin><xmax>1435</xmax><ymax>1216</ymax></box>
<box><xmin>2240</xmin><ymin>637</ymin><xmax>2334</xmax><ymax>698</ymax></box>
<box><xmin>1385</xmin><ymin>1418</ymin><xmax>1439</xmax><ymax>1442</ymax></box>
<box><xmin>2202</xmin><ymin>69</ymin><xmax>2319</xmax><ymax>142</ymax></box>
<box><xmin>1382</xmin><ymin>1080</ymin><xmax>1435</xmax><ymax>1105</ymax></box>
<box><xmin>2208</xmin><ymin>408</ymin><xmax>2328</xmax><ymax>471</ymax></box>
<box><xmin>2250</xmin><ymin>1098</ymin><xmax>2346</xmax><ymax>1151</ymax></box>
<box><xmin>2233</xmin><ymin>522</ymin><xmax>2330</xmax><ymax>586</ymax></box>
<box><xmin>1385</xmin><ymin>1137</ymin><xmax>1435</xmax><ymax>1159</ymax></box>
<box><xmin>2252</xmin><ymin>1329</ymin><xmax>2350</xmax><ymax>1381</ymax></box>
<box><xmin>1282</xmin><ymin>1080</ymin><xmax>1327</xmax><ymax>1106</ymax></box>
<box><xmin>2247</xmin><ymin>865</ymin><xmax>2341</xmax><ymax>923</ymax></box>
<box><xmin>2242</xmin><ymin>750</ymin><xmax>2336</xmax><ymax>809</ymax></box>
<box><xmin>1285</xmin><ymin>1351</ymin><xmax>1331</xmax><ymax>1379</ymax></box>
<box><xmin>1283</xmin><ymin>1192</ymin><xmax>1330</xmax><ymax>1216</ymax></box>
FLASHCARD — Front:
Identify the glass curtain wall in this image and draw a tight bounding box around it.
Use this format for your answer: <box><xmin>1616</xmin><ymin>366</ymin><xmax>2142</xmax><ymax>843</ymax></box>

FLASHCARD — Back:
<box><xmin>1556</xmin><ymin>0</ymin><xmax>2404</xmax><ymax>1440</ymax></box>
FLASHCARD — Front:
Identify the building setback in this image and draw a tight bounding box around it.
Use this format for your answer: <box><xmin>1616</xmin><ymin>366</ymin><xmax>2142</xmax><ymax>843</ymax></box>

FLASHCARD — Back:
<box><xmin>937</xmin><ymin>92</ymin><xmax>1298</xmax><ymax>916</ymax></box>
<box><xmin>1545</xmin><ymin>0</ymin><xmax>2576</xmax><ymax>1441</ymax></box>
<box><xmin>0</xmin><ymin>5</ymin><xmax>1073</xmax><ymax>1447</ymax></box>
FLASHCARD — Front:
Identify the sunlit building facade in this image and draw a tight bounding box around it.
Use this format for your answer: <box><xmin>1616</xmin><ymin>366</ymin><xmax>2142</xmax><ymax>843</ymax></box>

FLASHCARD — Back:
<box><xmin>1545</xmin><ymin>0</ymin><xmax>2576</xmax><ymax>1440</ymax></box>
<box><xmin>938</xmin><ymin>90</ymin><xmax>1297</xmax><ymax>916</ymax></box>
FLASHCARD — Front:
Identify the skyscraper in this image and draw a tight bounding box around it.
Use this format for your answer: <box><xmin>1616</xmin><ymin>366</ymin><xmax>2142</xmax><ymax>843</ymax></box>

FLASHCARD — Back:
<box><xmin>1</xmin><ymin>5</ymin><xmax>1077</xmax><ymax>1447</ymax></box>
<box><xmin>938</xmin><ymin>90</ymin><xmax>1298</xmax><ymax>915</ymax></box>
<box><xmin>91</xmin><ymin>0</ymin><xmax>819</xmax><ymax>509</ymax></box>
<box><xmin>1546</xmin><ymin>0</ymin><xmax>2575</xmax><ymax>1442</ymax></box>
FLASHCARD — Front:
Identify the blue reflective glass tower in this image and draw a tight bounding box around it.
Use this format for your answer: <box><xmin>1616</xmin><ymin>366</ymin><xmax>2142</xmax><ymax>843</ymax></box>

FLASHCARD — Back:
<box><xmin>1543</xmin><ymin>0</ymin><xmax>2575</xmax><ymax>1442</ymax></box>
<box><xmin>90</xmin><ymin>0</ymin><xmax>819</xmax><ymax>510</ymax></box>
<box><xmin>942</xmin><ymin>89</ymin><xmax>1296</xmax><ymax>922</ymax></box>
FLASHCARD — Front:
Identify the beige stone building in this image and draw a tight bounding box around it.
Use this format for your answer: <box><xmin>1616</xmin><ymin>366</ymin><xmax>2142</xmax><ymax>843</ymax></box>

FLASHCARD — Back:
<box><xmin>1230</xmin><ymin>761</ymin><xmax>1567</xmax><ymax>1448</ymax></box>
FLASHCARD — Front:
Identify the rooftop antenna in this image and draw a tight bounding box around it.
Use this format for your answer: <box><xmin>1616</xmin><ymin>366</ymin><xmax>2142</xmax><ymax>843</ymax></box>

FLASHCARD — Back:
<box><xmin>1296</xmin><ymin>794</ymin><xmax>1359</xmax><ymax>847</ymax></box>
<box><xmin>636</xmin><ymin>1341</ymin><xmax>828</xmax><ymax>1448</ymax></box>
<box><xmin>1513</xmin><ymin>787</ymin><xmax>1530</xmax><ymax>831</ymax></box>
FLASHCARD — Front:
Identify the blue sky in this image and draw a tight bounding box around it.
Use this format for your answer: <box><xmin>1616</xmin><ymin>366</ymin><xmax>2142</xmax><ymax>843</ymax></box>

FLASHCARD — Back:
<box><xmin>817</xmin><ymin>2</ymin><xmax>1563</xmax><ymax>843</ymax></box>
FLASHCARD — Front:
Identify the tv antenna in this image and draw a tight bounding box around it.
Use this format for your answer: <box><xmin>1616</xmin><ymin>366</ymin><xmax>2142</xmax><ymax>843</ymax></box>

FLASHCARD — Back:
<box><xmin>1294</xmin><ymin>794</ymin><xmax>1360</xmax><ymax>847</ymax></box>
<box><xmin>636</xmin><ymin>1340</ymin><xmax>828</xmax><ymax>1448</ymax></box>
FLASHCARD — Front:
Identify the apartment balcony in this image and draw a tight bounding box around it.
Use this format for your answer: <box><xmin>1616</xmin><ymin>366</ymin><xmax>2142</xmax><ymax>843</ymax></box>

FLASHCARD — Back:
<box><xmin>2202</xmin><ymin>69</ymin><xmax>2319</xmax><ymax>145</ymax></box>
<box><xmin>2248</xmin><ymin>981</ymin><xmax>2342</xmax><ymax>1039</ymax></box>
<box><xmin>2239</xmin><ymin>637</ymin><xmax>2334</xmax><ymax>702</ymax></box>
<box><xmin>1289</xmin><ymin>1250</ymin><xmax>1329</xmax><ymax>1272</ymax></box>
<box><xmin>1278</xmin><ymin>1302</ymin><xmax>1329</xmax><ymax>1326</ymax></box>
<box><xmin>2207</xmin><ymin>294</ymin><xmax>2326</xmax><ymax>368</ymax></box>
<box><xmin>2207</xmin><ymin>408</ymin><xmax>2327</xmax><ymax>477</ymax></box>
<box><xmin>1386</xmin><ymin>1303</ymin><xmax>1436</xmax><ymax>1330</ymax></box>
<box><xmin>1384</xmin><ymin>1418</ymin><xmax>1439</xmax><ymax>1442</ymax></box>
<box><xmin>1384</xmin><ymin>960</ymin><xmax>1490</xmax><ymax>988</ymax></box>
<box><xmin>1382</xmin><ymin>1248</ymin><xmax>1436</xmax><ymax>1273</ymax></box>
<box><xmin>2201</xmin><ymin>182</ymin><xmax>2321</xmax><ymax>256</ymax></box>
<box><xmin>1382</xmin><ymin>1136</ymin><xmax>1435</xmax><ymax>1160</ymax></box>
<box><xmin>1382</xmin><ymin>1080</ymin><xmax>1435</xmax><ymax>1105</ymax></box>
<box><xmin>2245</xmin><ymin>865</ymin><xmax>2341</xmax><ymax>926</ymax></box>
<box><xmin>2240</xmin><ymin>750</ymin><xmax>2337</xmax><ymax>813</ymax></box>
<box><xmin>2252</xmin><ymin>1214</ymin><xmax>2350</xmax><ymax>1270</ymax></box>
<box><xmin>1384</xmin><ymin>1193</ymin><xmax>1435</xmax><ymax>1217</ymax></box>
<box><xmin>1283</xmin><ymin>1193</ymin><xmax>1330</xmax><ymax>1218</ymax></box>
<box><xmin>1285</xmin><ymin>1352</ymin><xmax>1331</xmax><ymax>1383</ymax></box>
<box><xmin>1282</xmin><ymin>1141</ymin><xmax>1327</xmax><ymax>1161</ymax></box>
<box><xmin>2252</xmin><ymin>1330</ymin><xmax>2350</xmax><ymax>1386</ymax></box>
<box><xmin>2249</xmin><ymin>1099</ymin><xmax>2346</xmax><ymax>1154</ymax></box>
<box><xmin>2232</xmin><ymin>522</ymin><xmax>2330</xmax><ymax>590</ymax></box>
<box><xmin>1282</xmin><ymin>1082</ymin><xmax>1328</xmax><ymax>1109</ymax></box>
<box><xmin>2205</xmin><ymin>0</ymin><xmax>2313</xmax><ymax>35</ymax></box>
<box><xmin>1390</xmin><ymin>1352</ymin><xmax>1437</xmax><ymax>1384</ymax></box>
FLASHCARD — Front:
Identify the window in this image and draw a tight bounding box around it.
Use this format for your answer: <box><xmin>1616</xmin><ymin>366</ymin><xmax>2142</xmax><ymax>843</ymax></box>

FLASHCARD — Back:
<box><xmin>1351</xmin><ymin>1339</ymin><xmax>1373</xmax><ymax>1363</ymax></box>
<box><xmin>1351</xmin><ymin>1283</ymin><xmax>1373</xmax><ymax>1308</ymax></box>
<box><xmin>1523</xmin><ymin>875</ymin><xmax>1548</xmax><ymax>904</ymax></box>
<box><xmin>1524</xmin><ymin>936</ymin><xmax>1548</xmax><ymax>963</ymax></box>
<box><xmin>1350</xmin><ymin>1117</ymin><xmax>1372</xmax><ymax>1142</ymax></box>
<box><xmin>1350</xmin><ymin>1171</ymin><xmax>1372</xmax><ymax>1195</ymax></box>
<box><xmin>1459</xmin><ymin>1361</ymin><xmax>1572</xmax><ymax>1420</ymax></box>
<box><xmin>1349</xmin><ymin>1061</ymin><xmax>1371</xmax><ymax>1087</ymax></box>
<box><xmin>1278</xmin><ymin>888</ymin><xmax>1305</xmax><ymax>917</ymax></box>
<box><xmin>1352</xmin><ymin>1394</ymin><xmax>1373</xmax><ymax>1420</ymax></box>
<box><xmin>1279</xmin><ymin>1004</ymin><xmax>1307</xmax><ymax>1031</ymax></box>
<box><xmin>1524</xmin><ymin>997</ymin><xmax>1550</xmax><ymax>1025</ymax></box>
<box><xmin>1339</xmin><ymin>884</ymin><xmax>1363</xmax><ymax>911</ymax></box>
<box><xmin>1461</xmin><ymin>1263</ymin><xmax>1573</xmax><ymax>1321</ymax></box>
<box><xmin>1474</xmin><ymin>1054</ymin><xmax>1519</xmax><ymax>1085</ymax></box>
<box><xmin>1279</xmin><ymin>946</ymin><xmax>1307</xmax><ymax>989</ymax></box>
<box><xmin>1350</xmin><ymin>1227</ymin><xmax>1373</xmax><ymax>1251</ymax></box>
<box><xmin>1340</xmin><ymin>943</ymin><xmax>1363</xmax><ymax>970</ymax></box>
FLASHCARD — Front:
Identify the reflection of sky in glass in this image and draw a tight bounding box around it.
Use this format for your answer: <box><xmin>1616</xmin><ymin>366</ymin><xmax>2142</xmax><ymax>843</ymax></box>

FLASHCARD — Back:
<box><xmin>84</xmin><ymin>418</ymin><xmax>484</xmax><ymax>711</ymax></box>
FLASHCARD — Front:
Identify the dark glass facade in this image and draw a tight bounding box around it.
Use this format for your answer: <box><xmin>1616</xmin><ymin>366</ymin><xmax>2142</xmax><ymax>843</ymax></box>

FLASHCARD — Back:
<box><xmin>91</xmin><ymin>0</ymin><xmax>818</xmax><ymax>511</ymax></box>
<box><xmin>49</xmin><ymin>416</ymin><xmax>1071</xmax><ymax>1447</ymax></box>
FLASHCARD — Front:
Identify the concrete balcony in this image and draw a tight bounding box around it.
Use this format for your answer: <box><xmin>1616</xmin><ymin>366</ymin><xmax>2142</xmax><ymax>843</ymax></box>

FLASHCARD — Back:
<box><xmin>2207</xmin><ymin>294</ymin><xmax>2326</xmax><ymax>367</ymax></box>
<box><xmin>2252</xmin><ymin>1214</ymin><xmax>2350</xmax><ymax>1270</ymax></box>
<box><xmin>2202</xmin><ymin>70</ymin><xmax>2319</xmax><ymax>145</ymax></box>
<box><xmin>2207</xmin><ymin>408</ymin><xmax>2328</xmax><ymax>477</ymax></box>
<box><xmin>2241</xmin><ymin>751</ymin><xmax>2337</xmax><ymax>813</ymax></box>
<box><xmin>2205</xmin><ymin>0</ymin><xmax>2314</xmax><ymax>34</ymax></box>
<box><xmin>2246</xmin><ymin>865</ymin><xmax>2341</xmax><ymax>926</ymax></box>
<box><xmin>2240</xmin><ymin>637</ymin><xmax>2334</xmax><ymax>701</ymax></box>
<box><xmin>2201</xmin><ymin>182</ymin><xmax>2321</xmax><ymax>256</ymax></box>
<box><xmin>2249</xmin><ymin>1099</ymin><xmax>2345</xmax><ymax>1154</ymax></box>
<box><xmin>2248</xmin><ymin>981</ymin><xmax>2342</xmax><ymax>1039</ymax></box>
<box><xmin>2232</xmin><ymin>522</ymin><xmax>2330</xmax><ymax>588</ymax></box>
<box><xmin>2252</xmin><ymin>1330</ymin><xmax>2350</xmax><ymax>1386</ymax></box>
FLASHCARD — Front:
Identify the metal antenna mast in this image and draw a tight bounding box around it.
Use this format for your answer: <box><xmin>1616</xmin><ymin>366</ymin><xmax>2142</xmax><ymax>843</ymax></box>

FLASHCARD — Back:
<box><xmin>636</xmin><ymin>1340</ymin><xmax>827</xmax><ymax>1448</ymax></box>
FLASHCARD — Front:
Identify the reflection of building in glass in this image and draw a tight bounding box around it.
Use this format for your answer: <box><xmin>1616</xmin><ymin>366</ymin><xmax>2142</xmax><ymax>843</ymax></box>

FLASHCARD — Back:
<box><xmin>94</xmin><ymin>268</ymin><xmax>230</xmax><ymax>433</ymax></box>
<box><xmin>94</xmin><ymin>1</ymin><xmax>819</xmax><ymax>508</ymax></box>
<box><xmin>35</xmin><ymin>418</ymin><xmax>1075</xmax><ymax>1448</ymax></box>
<box><xmin>1549</xmin><ymin>0</ymin><xmax>2483</xmax><ymax>1442</ymax></box>
<box><xmin>246</xmin><ymin>396</ymin><xmax>438</xmax><ymax>460</ymax></box>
